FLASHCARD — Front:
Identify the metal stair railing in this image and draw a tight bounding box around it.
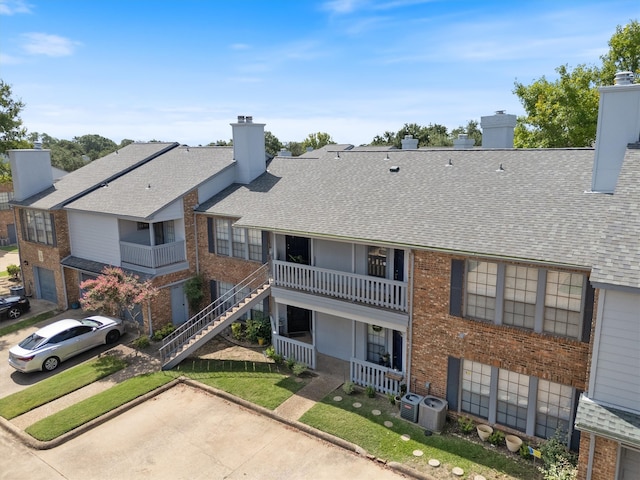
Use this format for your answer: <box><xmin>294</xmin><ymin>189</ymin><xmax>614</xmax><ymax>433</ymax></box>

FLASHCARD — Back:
<box><xmin>159</xmin><ymin>263</ymin><xmax>270</xmax><ymax>366</ymax></box>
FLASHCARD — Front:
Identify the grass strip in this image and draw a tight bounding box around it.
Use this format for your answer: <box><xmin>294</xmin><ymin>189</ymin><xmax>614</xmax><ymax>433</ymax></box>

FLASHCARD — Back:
<box><xmin>0</xmin><ymin>311</ymin><xmax>57</xmax><ymax>337</ymax></box>
<box><xmin>0</xmin><ymin>355</ymin><xmax>127</xmax><ymax>419</ymax></box>
<box><xmin>169</xmin><ymin>358</ymin><xmax>308</xmax><ymax>409</ymax></box>
<box><xmin>25</xmin><ymin>372</ymin><xmax>172</xmax><ymax>441</ymax></box>
<box><xmin>300</xmin><ymin>393</ymin><xmax>538</xmax><ymax>479</ymax></box>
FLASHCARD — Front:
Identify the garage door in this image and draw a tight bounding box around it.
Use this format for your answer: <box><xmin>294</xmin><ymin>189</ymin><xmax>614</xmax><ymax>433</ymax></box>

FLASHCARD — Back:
<box><xmin>620</xmin><ymin>447</ymin><xmax>640</xmax><ymax>480</ymax></box>
<box><xmin>35</xmin><ymin>267</ymin><xmax>58</xmax><ymax>303</ymax></box>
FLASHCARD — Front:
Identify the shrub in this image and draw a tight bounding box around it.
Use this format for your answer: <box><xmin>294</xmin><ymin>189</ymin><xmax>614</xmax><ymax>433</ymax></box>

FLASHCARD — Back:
<box><xmin>152</xmin><ymin>323</ymin><xmax>175</xmax><ymax>341</ymax></box>
<box><xmin>520</xmin><ymin>442</ymin><xmax>531</xmax><ymax>458</ymax></box>
<box><xmin>458</xmin><ymin>416</ymin><xmax>475</xmax><ymax>434</ymax></box>
<box><xmin>540</xmin><ymin>458</ymin><xmax>577</xmax><ymax>480</ymax></box>
<box><xmin>183</xmin><ymin>275</ymin><xmax>205</xmax><ymax>312</ymax></box>
<box><xmin>365</xmin><ymin>385</ymin><xmax>376</xmax><ymax>398</ymax></box>
<box><xmin>387</xmin><ymin>393</ymin><xmax>396</xmax><ymax>405</ymax></box>
<box><xmin>292</xmin><ymin>362</ymin><xmax>307</xmax><ymax>377</ymax></box>
<box><xmin>488</xmin><ymin>429</ymin><xmax>505</xmax><ymax>446</ymax></box>
<box><xmin>540</xmin><ymin>430</ymin><xmax>577</xmax><ymax>469</ymax></box>
<box><xmin>342</xmin><ymin>381</ymin><xmax>355</xmax><ymax>395</ymax></box>
<box><xmin>245</xmin><ymin>313</ymin><xmax>271</xmax><ymax>344</ymax></box>
<box><xmin>231</xmin><ymin>322</ymin><xmax>244</xmax><ymax>341</ymax></box>
<box><xmin>132</xmin><ymin>335</ymin><xmax>150</xmax><ymax>349</ymax></box>
<box><xmin>6</xmin><ymin>264</ymin><xmax>20</xmax><ymax>280</ymax></box>
<box><xmin>285</xmin><ymin>357</ymin><xmax>296</xmax><ymax>370</ymax></box>
<box><xmin>264</xmin><ymin>345</ymin><xmax>276</xmax><ymax>358</ymax></box>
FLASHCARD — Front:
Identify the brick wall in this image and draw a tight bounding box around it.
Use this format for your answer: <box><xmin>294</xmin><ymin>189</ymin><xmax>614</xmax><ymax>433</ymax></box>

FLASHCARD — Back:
<box><xmin>410</xmin><ymin>249</ymin><xmax>591</xmax><ymax>400</ymax></box>
<box><xmin>577</xmin><ymin>434</ymin><xmax>618</xmax><ymax>480</ymax></box>
<box><xmin>14</xmin><ymin>208</ymin><xmax>70</xmax><ymax>309</ymax></box>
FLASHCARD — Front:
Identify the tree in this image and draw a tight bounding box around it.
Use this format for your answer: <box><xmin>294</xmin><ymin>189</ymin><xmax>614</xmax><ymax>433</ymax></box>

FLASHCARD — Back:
<box><xmin>284</xmin><ymin>141</ymin><xmax>305</xmax><ymax>157</ymax></box>
<box><xmin>79</xmin><ymin>266</ymin><xmax>158</xmax><ymax>327</ymax></box>
<box><xmin>513</xmin><ymin>20</ymin><xmax>639</xmax><ymax>148</ymax></box>
<box><xmin>370</xmin><ymin>123</ymin><xmax>451</xmax><ymax>148</ymax></box>
<box><xmin>514</xmin><ymin>64</ymin><xmax>600</xmax><ymax>147</ymax></box>
<box><xmin>600</xmin><ymin>20</ymin><xmax>640</xmax><ymax>85</ymax></box>
<box><xmin>264</xmin><ymin>130</ymin><xmax>282</xmax><ymax>158</ymax></box>
<box><xmin>73</xmin><ymin>134</ymin><xmax>117</xmax><ymax>161</ymax></box>
<box><xmin>50</xmin><ymin>139</ymin><xmax>87</xmax><ymax>171</ymax></box>
<box><xmin>301</xmin><ymin>132</ymin><xmax>335</xmax><ymax>151</ymax></box>
<box><xmin>0</xmin><ymin>80</ymin><xmax>29</xmax><ymax>155</ymax></box>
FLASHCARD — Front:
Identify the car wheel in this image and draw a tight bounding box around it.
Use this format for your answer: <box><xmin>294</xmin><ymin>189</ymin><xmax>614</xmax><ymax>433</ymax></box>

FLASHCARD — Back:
<box><xmin>8</xmin><ymin>307</ymin><xmax>22</xmax><ymax>320</ymax></box>
<box><xmin>105</xmin><ymin>330</ymin><xmax>120</xmax><ymax>344</ymax></box>
<box><xmin>43</xmin><ymin>356</ymin><xmax>60</xmax><ymax>372</ymax></box>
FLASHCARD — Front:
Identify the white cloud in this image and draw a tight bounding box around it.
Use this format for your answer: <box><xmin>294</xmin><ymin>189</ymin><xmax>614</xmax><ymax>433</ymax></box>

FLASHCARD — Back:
<box><xmin>321</xmin><ymin>0</ymin><xmax>367</xmax><ymax>15</ymax></box>
<box><xmin>230</xmin><ymin>43</ymin><xmax>250</xmax><ymax>50</ymax></box>
<box><xmin>0</xmin><ymin>52</ymin><xmax>22</xmax><ymax>65</ymax></box>
<box><xmin>0</xmin><ymin>0</ymin><xmax>32</xmax><ymax>15</ymax></box>
<box><xmin>21</xmin><ymin>32</ymin><xmax>81</xmax><ymax>57</ymax></box>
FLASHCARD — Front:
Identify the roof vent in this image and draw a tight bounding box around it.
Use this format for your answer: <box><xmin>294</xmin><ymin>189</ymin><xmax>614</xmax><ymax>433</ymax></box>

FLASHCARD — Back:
<box><xmin>495</xmin><ymin>110</ymin><xmax>505</xmax><ymax>114</ymax></box>
<box><xmin>389</xmin><ymin>166</ymin><xmax>400</xmax><ymax>172</ymax></box>
<box><xmin>614</xmin><ymin>71</ymin><xmax>635</xmax><ymax>85</ymax></box>
<box><xmin>237</xmin><ymin>115</ymin><xmax>246</xmax><ymax>123</ymax></box>
<box><xmin>335</xmin><ymin>152</ymin><xmax>341</xmax><ymax>160</ymax></box>
<box><xmin>245</xmin><ymin>116</ymin><xmax>253</xmax><ymax>123</ymax></box>
<box><xmin>384</xmin><ymin>153</ymin><xmax>390</xmax><ymax>161</ymax></box>
<box><xmin>496</xmin><ymin>163</ymin><xmax>505</xmax><ymax>172</ymax></box>
<box><xmin>446</xmin><ymin>159</ymin><xmax>453</xmax><ymax>167</ymax></box>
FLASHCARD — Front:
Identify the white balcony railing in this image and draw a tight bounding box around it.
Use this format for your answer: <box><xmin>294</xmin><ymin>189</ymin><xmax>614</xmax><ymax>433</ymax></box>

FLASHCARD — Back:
<box><xmin>273</xmin><ymin>334</ymin><xmax>316</xmax><ymax>369</ymax></box>
<box><xmin>272</xmin><ymin>260</ymin><xmax>407</xmax><ymax>312</ymax></box>
<box><xmin>120</xmin><ymin>240</ymin><xmax>186</xmax><ymax>269</ymax></box>
<box><xmin>350</xmin><ymin>358</ymin><xmax>404</xmax><ymax>395</ymax></box>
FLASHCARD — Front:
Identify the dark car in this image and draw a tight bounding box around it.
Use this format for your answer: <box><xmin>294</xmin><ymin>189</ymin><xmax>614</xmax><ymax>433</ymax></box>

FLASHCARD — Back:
<box><xmin>0</xmin><ymin>295</ymin><xmax>30</xmax><ymax>320</ymax></box>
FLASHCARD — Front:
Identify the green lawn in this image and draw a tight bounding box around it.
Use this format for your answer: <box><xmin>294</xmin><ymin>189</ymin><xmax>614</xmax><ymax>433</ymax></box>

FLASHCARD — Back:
<box><xmin>300</xmin><ymin>390</ymin><xmax>541</xmax><ymax>480</ymax></box>
<box><xmin>0</xmin><ymin>355</ymin><xmax>127</xmax><ymax>419</ymax></box>
<box><xmin>170</xmin><ymin>358</ymin><xmax>308</xmax><ymax>409</ymax></box>
<box><xmin>0</xmin><ymin>246</ymin><xmax>17</xmax><ymax>252</ymax></box>
<box><xmin>26</xmin><ymin>372</ymin><xmax>173</xmax><ymax>441</ymax></box>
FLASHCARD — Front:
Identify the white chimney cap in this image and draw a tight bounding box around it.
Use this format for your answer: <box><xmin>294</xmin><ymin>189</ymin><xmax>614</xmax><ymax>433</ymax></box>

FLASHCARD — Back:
<box><xmin>237</xmin><ymin>115</ymin><xmax>246</xmax><ymax>123</ymax></box>
<box><xmin>245</xmin><ymin>116</ymin><xmax>253</xmax><ymax>123</ymax></box>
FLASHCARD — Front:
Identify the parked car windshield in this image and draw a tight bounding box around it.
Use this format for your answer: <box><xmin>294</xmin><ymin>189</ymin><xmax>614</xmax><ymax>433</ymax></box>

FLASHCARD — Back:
<box><xmin>18</xmin><ymin>333</ymin><xmax>45</xmax><ymax>350</ymax></box>
<box><xmin>80</xmin><ymin>318</ymin><xmax>104</xmax><ymax>328</ymax></box>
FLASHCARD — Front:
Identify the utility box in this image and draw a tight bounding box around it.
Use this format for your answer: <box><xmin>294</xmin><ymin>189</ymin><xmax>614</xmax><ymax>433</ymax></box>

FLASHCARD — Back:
<box><xmin>9</xmin><ymin>285</ymin><xmax>24</xmax><ymax>297</ymax></box>
<box><xmin>418</xmin><ymin>395</ymin><xmax>448</xmax><ymax>433</ymax></box>
<box><xmin>400</xmin><ymin>393</ymin><xmax>423</xmax><ymax>423</ymax></box>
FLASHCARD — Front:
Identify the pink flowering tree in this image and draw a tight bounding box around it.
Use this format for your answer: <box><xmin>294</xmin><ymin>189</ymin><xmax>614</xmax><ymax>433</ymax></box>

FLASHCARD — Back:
<box><xmin>79</xmin><ymin>266</ymin><xmax>158</xmax><ymax>326</ymax></box>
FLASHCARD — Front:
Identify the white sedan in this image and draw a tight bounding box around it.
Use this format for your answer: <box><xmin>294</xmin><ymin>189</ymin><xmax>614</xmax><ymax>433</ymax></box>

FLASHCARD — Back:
<box><xmin>8</xmin><ymin>316</ymin><xmax>124</xmax><ymax>373</ymax></box>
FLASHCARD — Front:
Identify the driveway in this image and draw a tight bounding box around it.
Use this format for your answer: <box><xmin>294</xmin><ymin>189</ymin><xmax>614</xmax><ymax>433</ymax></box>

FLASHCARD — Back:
<box><xmin>1</xmin><ymin>383</ymin><xmax>408</xmax><ymax>480</ymax></box>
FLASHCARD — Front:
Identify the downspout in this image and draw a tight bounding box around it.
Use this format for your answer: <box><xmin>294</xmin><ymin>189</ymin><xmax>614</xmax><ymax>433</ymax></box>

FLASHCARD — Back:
<box><xmin>60</xmin><ymin>263</ymin><xmax>69</xmax><ymax>310</ymax></box>
<box><xmin>147</xmin><ymin>301</ymin><xmax>153</xmax><ymax>337</ymax></box>
<box><xmin>193</xmin><ymin>211</ymin><xmax>199</xmax><ymax>275</ymax></box>
<box><xmin>586</xmin><ymin>433</ymin><xmax>595</xmax><ymax>480</ymax></box>
<box><xmin>406</xmin><ymin>250</ymin><xmax>414</xmax><ymax>389</ymax></box>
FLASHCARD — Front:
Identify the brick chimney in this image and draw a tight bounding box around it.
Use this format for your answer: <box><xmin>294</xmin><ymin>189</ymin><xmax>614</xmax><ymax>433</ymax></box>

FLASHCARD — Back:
<box><xmin>8</xmin><ymin>147</ymin><xmax>54</xmax><ymax>201</ymax></box>
<box><xmin>591</xmin><ymin>72</ymin><xmax>640</xmax><ymax>193</ymax></box>
<box><xmin>481</xmin><ymin>110</ymin><xmax>516</xmax><ymax>148</ymax></box>
<box><xmin>231</xmin><ymin>115</ymin><xmax>266</xmax><ymax>184</ymax></box>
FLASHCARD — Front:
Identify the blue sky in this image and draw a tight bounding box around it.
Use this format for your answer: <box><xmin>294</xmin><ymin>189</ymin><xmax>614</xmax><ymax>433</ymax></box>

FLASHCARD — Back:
<box><xmin>1</xmin><ymin>0</ymin><xmax>638</xmax><ymax>146</ymax></box>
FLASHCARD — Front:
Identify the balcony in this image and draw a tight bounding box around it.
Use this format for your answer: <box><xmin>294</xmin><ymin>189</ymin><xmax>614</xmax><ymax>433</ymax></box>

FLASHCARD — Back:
<box><xmin>272</xmin><ymin>260</ymin><xmax>407</xmax><ymax>312</ymax></box>
<box><xmin>120</xmin><ymin>240</ymin><xmax>186</xmax><ymax>270</ymax></box>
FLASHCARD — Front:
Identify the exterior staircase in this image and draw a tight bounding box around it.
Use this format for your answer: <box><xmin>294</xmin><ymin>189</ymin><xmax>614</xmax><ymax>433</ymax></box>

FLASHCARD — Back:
<box><xmin>160</xmin><ymin>264</ymin><xmax>271</xmax><ymax>370</ymax></box>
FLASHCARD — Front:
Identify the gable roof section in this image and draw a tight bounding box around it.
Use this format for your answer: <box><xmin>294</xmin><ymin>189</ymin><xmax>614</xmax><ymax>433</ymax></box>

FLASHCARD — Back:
<box><xmin>199</xmin><ymin>147</ymin><xmax>612</xmax><ymax>268</ymax></box>
<box><xmin>13</xmin><ymin>142</ymin><xmax>178</xmax><ymax>210</ymax></box>
<box><xmin>591</xmin><ymin>145</ymin><xmax>640</xmax><ymax>289</ymax></box>
<box><xmin>65</xmin><ymin>146</ymin><xmax>234</xmax><ymax>219</ymax></box>
<box><xmin>575</xmin><ymin>394</ymin><xmax>640</xmax><ymax>448</ymax></box>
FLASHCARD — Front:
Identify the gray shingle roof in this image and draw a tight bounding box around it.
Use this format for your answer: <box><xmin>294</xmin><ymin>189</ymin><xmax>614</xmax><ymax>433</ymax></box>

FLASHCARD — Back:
<box><xmin>14</xmin><ymin>142</ymin><xmax>178</xmax><ymax>210</ymax></box>
<box><xmin>590</xmin><ymin>146</ymin><xmax>640</xmax><ymax>289</ymax></box>
<box><xmin>575</xmin><ymin>394</ymin><xmax>640</xmax><ymax>448</ymax></box>
<box><xmin>198</xmin><ymin>147</ymin><xmax>613</xmax><ymax>268</ymax></box>
<box><xmin>65</xmin><ymin>146</ymin><xmax>234</xmax><ymax>219</ymax></box>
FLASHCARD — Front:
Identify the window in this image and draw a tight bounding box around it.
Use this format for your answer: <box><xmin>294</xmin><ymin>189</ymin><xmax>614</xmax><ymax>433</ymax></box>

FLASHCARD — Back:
<box><xmin>0</xmin><ymin>191</ymin><xmax>14</xmax><ymax>211</ymax></box>
<box><xmin>21</xmin><ymin>209</ymin><xmax>55</xmax><ymax>246</ymax></box>
<box><xmin>218</xmin><ymin>281</ymin><xmax>235</xmax><ymax>310</ymax></box>
<box><xmin>212</xmin><ymin>218</ymin><xmax>262</xmax><ymax>261</ymax></box>
<box><xmin>504</xmin><ymin>265</ymin><xmax>538</xmax><ymax>329</ymax></box>
<box><xmin>248</xmin><ymin>229</ymin><xmax>262</xmax><ymax>261</ymax></box>
<box><xmin>461</xmin><ymin>360</ymin><xmax>491</xmax><ymax>419</ymax></box>
<box><xmin>367</xmin><ymin>324</ymin><xmax>385</xmax><ymax>363</ymax></box>
<box><xmin>461</xmin><ymin>260</ymin><xmax>588</xmax><ymax>340</ymax></box>
<box><xmin>368</xmin><ymin>246</ymin><xmax>387</xmax><ymax>278</ymax></box>
<box><xmin>536</xmin><ymin>380</ymin><xmax>573</xmax><ymax>439</ymax></box>
<box><xmin>455</xmin><ymin>359</ymin><xmax>576</xmax><ymax>440</ymax></box>
<box><xmin>497</xmin><ymin>369</ymin><xmax>529</xmax><ymax>431</ymax></box>
<box><xmin>544</xmin><ymin>272</ymin><xmax>583</xmax><ymax>337</ymax></box>
<box><xmin>466</xmin><ymin>260</ymin><xmax>497</xmax><ymax>321</ymax></box>
<box><xmin>215</xmin><ymin>219</ymin><xmax>230</xmax><ymax>256</ymax></box>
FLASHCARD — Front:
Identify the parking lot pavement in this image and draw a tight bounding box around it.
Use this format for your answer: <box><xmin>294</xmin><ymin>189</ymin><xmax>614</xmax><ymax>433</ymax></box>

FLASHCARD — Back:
<box><xmin>0</xmin><ymin>383</ymin><xmax>410</xmax><ymax>480</ymax></box>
